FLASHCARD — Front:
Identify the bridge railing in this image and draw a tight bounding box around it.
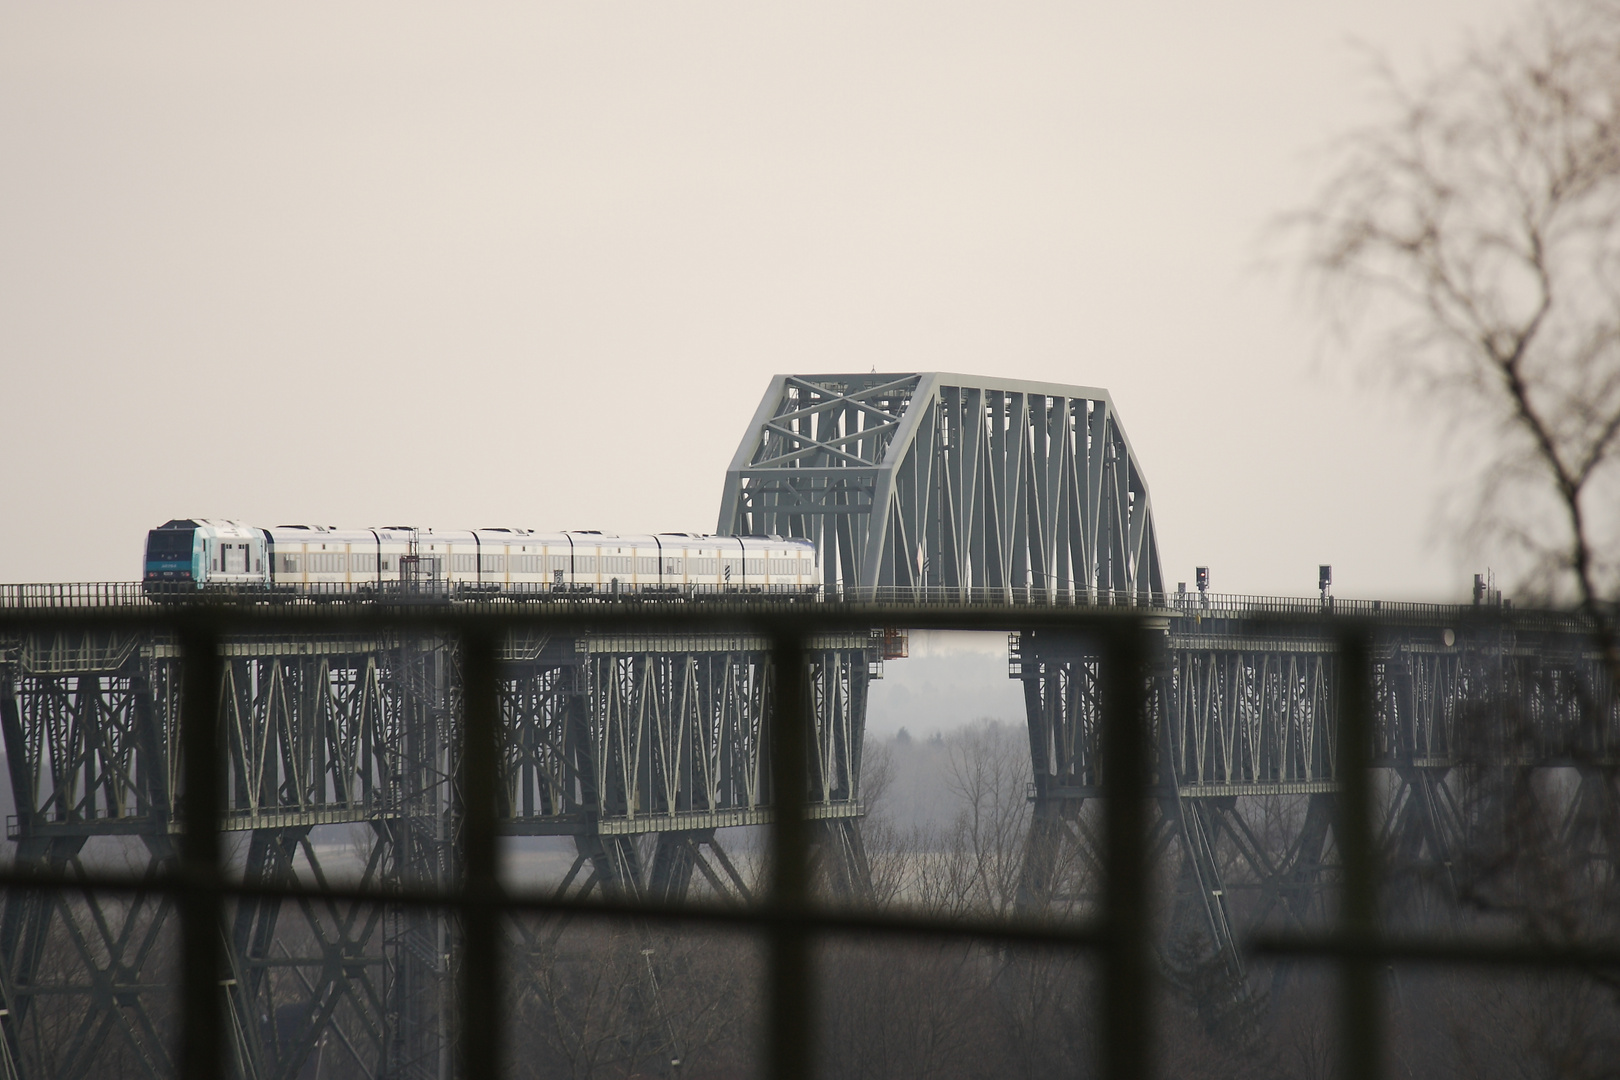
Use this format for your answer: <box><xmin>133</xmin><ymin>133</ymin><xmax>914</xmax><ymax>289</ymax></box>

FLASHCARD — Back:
<box><xmin>0</xmin><ymin>601</ymin><xmax>1613</xmax><ymax>1079</ymax></box>
<box><xmin>0</xmin><ymin>581</ymin><xmax>153</xmax><ymax>608</ymax></box>
<box><xmin>0</xmin><ymin>579</ymin><xmax>1497</xmax><ymax>621</ymax></box>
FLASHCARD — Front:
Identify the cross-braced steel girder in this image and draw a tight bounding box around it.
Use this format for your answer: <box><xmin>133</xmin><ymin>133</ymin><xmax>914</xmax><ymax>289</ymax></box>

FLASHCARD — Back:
<box><xmin>1011</xmin><ymin>617</ymin><xmax>1620</xmax><ymax>984</ymax></box>
<box><xmin>720</xmin><ymin>374</ymin><xmax>1164</xmax><ymax>600</ymax></box>
<box><xmin>497</xmin><ymin>633</ymin><xmax>872</xmax><ymax>892</ymax></box>
<box><xmin>0</xmin><ymin>624</ymin><xmax>879</xmax><ymax>1078</ymax></box>
<box><xmin>228</xmin><ymin>828</ymin><xmax>397</xmax><ymax>1080</ymax></box>
<box><xmin>0</xmin><ymin>631</ymin><xmax>451</xmax><ymax>1080</ymax></box>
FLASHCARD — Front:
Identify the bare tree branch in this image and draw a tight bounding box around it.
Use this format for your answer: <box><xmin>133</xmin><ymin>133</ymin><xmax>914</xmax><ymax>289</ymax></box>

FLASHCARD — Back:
<box><xmin>1293</xmin><ymin>0</ymin><xmax>1620</xmax><ymax>621</ymax></box>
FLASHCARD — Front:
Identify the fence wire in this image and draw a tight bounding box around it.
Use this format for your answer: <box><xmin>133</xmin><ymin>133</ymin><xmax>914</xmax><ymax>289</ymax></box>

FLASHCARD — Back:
<box><xmin>0</xmin><ymin>602</ymin><xmax>1613</xmax><ymax>1079</ymax></box>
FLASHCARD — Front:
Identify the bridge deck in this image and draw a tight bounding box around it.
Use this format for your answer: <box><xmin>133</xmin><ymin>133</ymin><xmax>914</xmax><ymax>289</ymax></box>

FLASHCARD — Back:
<box><xmin>0</xmin><ymin>580</ymin><xmax>1548</xmax><ymax>627</ymax></box>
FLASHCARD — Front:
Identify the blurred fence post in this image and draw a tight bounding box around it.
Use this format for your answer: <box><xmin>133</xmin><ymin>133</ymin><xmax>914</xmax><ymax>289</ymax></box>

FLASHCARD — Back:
<box><xmin>459</xmin><ymin>628</ymin><xmax>503</xmax><ymax>1080</ymax></box>
<box><xmin>1336</xmin><ymin>629</ymin><xmax>1380</xmax><ymax>1080</ymax></box>
<box><xmin>178</xmin><ymin>619</ymin><xmax>224</xmax><ymax>1080</ymax></box>
<box><xmin>1100</xmin><ymin>625</ymin><xmax>1152</xmax><ymax>1079</ymax></box>
<box><xmin>768</xmin><ymin>627</ymin><xmax>812</xmax><ymax>1080</ymax></box>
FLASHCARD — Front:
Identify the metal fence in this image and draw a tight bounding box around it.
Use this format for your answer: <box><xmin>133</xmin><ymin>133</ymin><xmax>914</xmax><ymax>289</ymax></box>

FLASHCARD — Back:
<box><xmin>0</xmin><ymin>600</ymin><xmax>1615</xmax><ymax>1079</ymax></box>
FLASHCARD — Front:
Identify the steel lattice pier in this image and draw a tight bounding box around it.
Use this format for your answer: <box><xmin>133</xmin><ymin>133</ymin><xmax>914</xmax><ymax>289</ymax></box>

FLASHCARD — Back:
<box><xmin>0</xmin><ymin>627</ymin><xmax>874</xmax><ymax>1079</ymax></box>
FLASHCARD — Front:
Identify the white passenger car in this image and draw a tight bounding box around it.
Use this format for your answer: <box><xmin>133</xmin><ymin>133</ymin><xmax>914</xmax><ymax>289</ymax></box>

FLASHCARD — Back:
<box><xmin>143</xmin><ymin>521</ymin><xmax>819</xmax><ymax>598</ymax></box>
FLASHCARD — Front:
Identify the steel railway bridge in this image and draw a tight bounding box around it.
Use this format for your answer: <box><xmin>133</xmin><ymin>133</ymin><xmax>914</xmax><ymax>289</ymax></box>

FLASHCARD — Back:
<box><xmin>0</xmin><ymin>373</ymin><xmax>1613</xmax><ymax>1079</ymax></box>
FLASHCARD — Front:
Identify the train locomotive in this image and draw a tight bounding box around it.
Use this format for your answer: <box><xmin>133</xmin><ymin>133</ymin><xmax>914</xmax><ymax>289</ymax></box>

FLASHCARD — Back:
<box><xmin>142</xmin><ymin>519</ymin><xmax>819</xmax><ymax>598</ymax></box>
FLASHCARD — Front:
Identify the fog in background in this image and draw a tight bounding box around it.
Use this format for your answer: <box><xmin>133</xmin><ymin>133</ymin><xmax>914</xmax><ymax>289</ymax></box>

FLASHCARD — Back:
<box><xmin>866</xmin><ymin>630</ymin><xmax>1020</xmax><ymax>738</ymax></box>
<box><xmin>2</xmin><ymin>2</ymin><xmax>1519</xmax><ymax>598</ymax></box>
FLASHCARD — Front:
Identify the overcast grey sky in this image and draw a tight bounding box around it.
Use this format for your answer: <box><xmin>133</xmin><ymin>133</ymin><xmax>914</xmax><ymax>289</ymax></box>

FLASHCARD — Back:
<box><xmin>1</xmin><ymin>2</ymin><xmax>1519</xmax><ymax>596</ymax></box>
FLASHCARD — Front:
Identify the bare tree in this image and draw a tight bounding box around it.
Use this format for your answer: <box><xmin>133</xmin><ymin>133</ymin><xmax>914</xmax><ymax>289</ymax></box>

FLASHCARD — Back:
<box><xmin>939</xmin><ymin>721</ymin><xmax>1031</xmax><ymax>918</ymax></box>
<box><xmin>1292</xmin><ymin>15</ymin><xmax>1620</xmax><ymax>1069</ymax></box>
<box><xmin>1295</xmin><ymin>0</ymin><xmax>1620</xmax><ymax>614</ymax></box>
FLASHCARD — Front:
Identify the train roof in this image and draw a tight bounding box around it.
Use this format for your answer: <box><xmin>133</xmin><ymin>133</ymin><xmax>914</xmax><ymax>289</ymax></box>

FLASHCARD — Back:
<box><xmin>157</xmin><ymin>521</ymin><xmax>814</xmax><ymax>548</ymax></box>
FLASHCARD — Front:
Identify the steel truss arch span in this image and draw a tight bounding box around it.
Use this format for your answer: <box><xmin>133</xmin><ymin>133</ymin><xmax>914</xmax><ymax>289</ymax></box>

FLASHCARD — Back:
<box><xmin>719</xmin><ymin>373</ymin><xmax>1164</xmax><ymax>601</ymax></box>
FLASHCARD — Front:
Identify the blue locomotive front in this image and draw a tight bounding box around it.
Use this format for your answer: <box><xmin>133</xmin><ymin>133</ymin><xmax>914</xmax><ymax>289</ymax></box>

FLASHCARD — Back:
<box><xmin>143</xmin><ymin>519</ymin><xmax>270</xmax><ymax>594</ymax></box>
<box><xmin>143</xmin><ymin>520</ymin><xmax>199</xmax><ymax>589</ymax></box>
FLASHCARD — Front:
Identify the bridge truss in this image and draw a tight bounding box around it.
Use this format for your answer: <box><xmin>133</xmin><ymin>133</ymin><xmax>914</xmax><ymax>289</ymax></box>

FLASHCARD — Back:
<box><xmin>719</xmin><ymin>373</ymin><xmax>1163</xmax><ymax>600</ymax></box>
<box><xmin>1013</xmin><ymin>610</ymin><xmax>1620</xmax><ymax>980</ymax></box>
<box><xmin>2</xmin><ymin>372</ymin><xmax>1617</xmax><ymax>1076</ymax></box>
<box><xmin>0</xmin><ymin>626</ymin><xmax>875</xmax><ymax>1079</ymax></box>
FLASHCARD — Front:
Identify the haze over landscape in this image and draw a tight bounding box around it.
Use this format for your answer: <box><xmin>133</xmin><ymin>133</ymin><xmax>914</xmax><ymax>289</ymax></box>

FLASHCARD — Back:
<box><xmin>1</xmin><ymin>2</ymin><xmax>1519</xmax><ymax>599</ymax></box>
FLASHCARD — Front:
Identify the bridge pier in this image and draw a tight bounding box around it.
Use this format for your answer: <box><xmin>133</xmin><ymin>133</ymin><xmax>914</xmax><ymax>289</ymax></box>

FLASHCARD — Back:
<box><xmin>0</xmin><ymin>626</ymin><xmax>878</xmax><ymax>1079</ymax></box>
<box><xmin>1011</xmin><ymin>616</ymin><xmax>1620</xmax><ymax>1003</ymax></box>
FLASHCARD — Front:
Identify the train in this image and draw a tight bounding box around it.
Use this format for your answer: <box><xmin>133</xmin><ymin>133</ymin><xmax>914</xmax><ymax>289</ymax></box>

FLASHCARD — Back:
<box><xmin>142</xmin><ymin>519</ymin><xmax>819</xmax><ymax>598</ymax></box>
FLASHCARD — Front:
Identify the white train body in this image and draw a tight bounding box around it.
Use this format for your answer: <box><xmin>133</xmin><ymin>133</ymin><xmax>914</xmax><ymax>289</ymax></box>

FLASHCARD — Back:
<box><xmin>143</xmin><ymin>520</ymin><xmax>818</xmax><ymax>596</ymax></box>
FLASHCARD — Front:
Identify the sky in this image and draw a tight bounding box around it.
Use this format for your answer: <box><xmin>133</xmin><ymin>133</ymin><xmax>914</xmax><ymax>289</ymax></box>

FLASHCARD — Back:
<box><xmin>1</xmin><ymin>1</ymin><xmax>1522</xmax><ymax>597</ymax></box>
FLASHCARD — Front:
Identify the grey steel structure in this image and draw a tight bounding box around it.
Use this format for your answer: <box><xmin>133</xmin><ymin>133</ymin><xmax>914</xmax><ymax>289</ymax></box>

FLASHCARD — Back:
<box><xmin>726</xmin><ymin>373</ymin><xmax>1620</xmax><ymax>978</ymax></box>
<box><xmin>0</xmin><ymin>626</ymin><xmax>875</xmax><ymax>1079</ymax></box>
<box><xmin>719</xmin><ymin>373</ymin><xmax>1163</xmax><ymax>600</ymax></box>
<box><xmin>0</xmin><ymin>372</ymin><xmax>1616</xmax><ymax>1077</ymax></box>
<box><xmin>1012</xmin><ymin>609</ymin><xmax>1620</xmax><ymax>979</ymax></box>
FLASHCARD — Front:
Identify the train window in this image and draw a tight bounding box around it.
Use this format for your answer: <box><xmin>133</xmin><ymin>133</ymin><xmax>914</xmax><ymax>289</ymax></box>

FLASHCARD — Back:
<box><xmin>576</xmin><ymin>556</ymin><xmax>597</xmax><ymax>574</ymax></box>
<box><xmin>280</xmin><ymin>554</ymin><xmax>301</xmax><ymax>574</ymax></box>
<box><xmin>312</xmin><ymin>553</ymin><xmax>343</xmax><ymax>574</ymax></box>
<box><xmin>664</xmin><ymin>558</ymin><xmax>683</xmax><ymax>575</ymax></box>
<box><xmin>603</xmin><ymin>556</ymin><xmax>632</xmax><ymax>575</ymax></box>
<box><xmin>453</xmin><ymin>554</ymin><xmax>477</xmax><ymax>574</ymax></box>
<box><xmin>637</xmin><ymin>556</ymin><xmax>657</xmax><ymax>575</ymax></box>
<box><xmin>351</xmin><ymin>554</ymin><xmax>377</xmax><ymax>573</ymax></box>
<box><xmin>547</xmin><ymin>554</ymin><xmax>569</xmax><ymax>573</ymax></box>
<box><xmin>146</xmin><ymin>531</ymin><xmax>194</xmax><ymax>559</ymax></box>
<box><xmin>480</xmin><ymin>555</ymin><xmax>506</xmax><ymax>573</ymax></box>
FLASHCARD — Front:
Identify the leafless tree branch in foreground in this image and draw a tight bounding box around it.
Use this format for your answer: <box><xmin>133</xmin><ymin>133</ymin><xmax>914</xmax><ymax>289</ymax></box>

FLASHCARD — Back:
<box><xmin>1293</xmin><ymin>0</ymin><xmax>1620</xmax><ymax>617</ymax></box>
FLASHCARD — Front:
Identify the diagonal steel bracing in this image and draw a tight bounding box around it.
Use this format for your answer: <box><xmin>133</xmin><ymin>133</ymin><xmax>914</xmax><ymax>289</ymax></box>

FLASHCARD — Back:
<box><xmin>1011</xmin><ymin>616</ymin><xmax>1620</xmax><ymax>983</ymax></box>
<box><xmin>720</xmin><ymin>373</ymin><xmax>1163</xmax><ymax>599</ymax></box>
<box><xmin>10</xmin><ymin>371</ymin><xmax>1620</xmax><ymax>1078</ymax></box>
<box><xmin>0</xmin><ymin>625</ymin><xmax>879</xmax><ymax>1078</ymax></box>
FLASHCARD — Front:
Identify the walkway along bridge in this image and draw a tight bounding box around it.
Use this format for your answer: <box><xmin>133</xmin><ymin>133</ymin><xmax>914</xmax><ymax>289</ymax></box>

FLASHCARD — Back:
<box><xmin>0</xmin><ymin>373</ymin><xmax>1614</xmax><ymax>1079</ymax></box>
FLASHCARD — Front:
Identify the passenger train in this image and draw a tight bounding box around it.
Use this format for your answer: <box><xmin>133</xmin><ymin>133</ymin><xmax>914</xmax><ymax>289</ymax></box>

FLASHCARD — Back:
<box><xmin>142</xmin><ymin>520</ymin><xmax>819</xmax><ymax>598</ymax></box>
